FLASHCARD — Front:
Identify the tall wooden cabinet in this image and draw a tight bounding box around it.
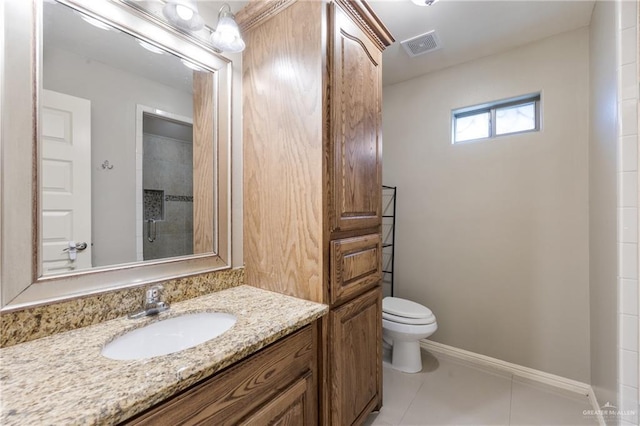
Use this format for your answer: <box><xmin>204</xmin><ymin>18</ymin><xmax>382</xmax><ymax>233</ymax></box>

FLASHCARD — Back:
<box><xmin>238</xmin><ymin>1</ymin><xmax>393</xmax><ymax>424</ymax></box>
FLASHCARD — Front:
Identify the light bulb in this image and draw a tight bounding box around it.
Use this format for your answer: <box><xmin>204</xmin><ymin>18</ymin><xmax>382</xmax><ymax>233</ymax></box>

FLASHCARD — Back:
<box><xmin>175</xmin><ymin>4</ymin><xmax>194</xmax><ymax>21</ymax></box>
<box><xmin>219</xmin><ymin>32</ymin><xmax>234</xmax><ymax>44</ymax></box>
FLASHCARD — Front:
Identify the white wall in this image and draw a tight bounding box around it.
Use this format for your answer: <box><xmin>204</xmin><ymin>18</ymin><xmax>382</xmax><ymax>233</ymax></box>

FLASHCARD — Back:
<box><xmin>382</xmin><ymin>28</ymin><xmax>591</xmax><ymax>382</ymax></box>
<box><xmin>589</xmin><ymin>0</ymin><xmax>620</xmax><ymax>415</ymax></box>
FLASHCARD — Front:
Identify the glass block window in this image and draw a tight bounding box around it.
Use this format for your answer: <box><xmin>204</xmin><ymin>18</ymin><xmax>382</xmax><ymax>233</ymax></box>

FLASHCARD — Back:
<box><xmin>452</xmin><ymin>94</ymin><xmax>540</xmax><ymax>143</ymax></box>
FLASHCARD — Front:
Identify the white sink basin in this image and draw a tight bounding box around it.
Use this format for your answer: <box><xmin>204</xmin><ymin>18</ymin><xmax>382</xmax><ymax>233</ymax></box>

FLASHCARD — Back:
<box><xmin>101</xmin><ymin>312</ymin><xmax>237</xmax><ymax>361</ymax></box>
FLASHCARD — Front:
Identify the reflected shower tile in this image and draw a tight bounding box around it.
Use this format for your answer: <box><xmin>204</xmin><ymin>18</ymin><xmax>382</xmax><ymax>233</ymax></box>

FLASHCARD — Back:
<box><xmin>143</xmin><ymin>189</ymin><xmax>164</xmax><ymax>221</ymax></box>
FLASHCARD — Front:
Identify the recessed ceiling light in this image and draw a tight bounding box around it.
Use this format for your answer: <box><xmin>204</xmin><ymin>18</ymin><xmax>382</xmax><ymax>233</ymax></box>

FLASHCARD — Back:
<box><xmin>180</xmin><ymin>58</ymin><xmax>205</xmax><ymax>72</ymax></box>
<box><xmin>411</xmin><ymin>0</ymin><xmax>440</xmax><ymax>6</ymax></box>
<box><xmin>163</xmin><ymin>0</ymin><xmax>204</xmax><ymax>31</ymax></box>
<box><xmin>76</xmin><ymin>12</ymin><xmax>114</xmax><ymax>31</ymax></box>
<box><xmin>137</xmin><ymin>39</ymin><xmax>165</xmax><ymax>55</ymax></box>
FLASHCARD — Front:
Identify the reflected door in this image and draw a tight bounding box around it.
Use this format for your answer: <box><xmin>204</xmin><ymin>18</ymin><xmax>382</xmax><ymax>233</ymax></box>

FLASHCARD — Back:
<box><xmin>41</xmin><ymin>89</ymin><xmax>92</xmax><ymax>274</ymax></box>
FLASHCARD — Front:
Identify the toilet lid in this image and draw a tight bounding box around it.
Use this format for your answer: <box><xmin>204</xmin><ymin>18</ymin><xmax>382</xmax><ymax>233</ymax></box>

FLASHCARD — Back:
<box><xmin>383</xmin><ymin>310</ymin><xmax>436</xmax><ymax>325</ymax></box>
<box><xmin>383</xmin><ymin>297</ymin><xmax>433</xmax><ymax>320</ymax></box>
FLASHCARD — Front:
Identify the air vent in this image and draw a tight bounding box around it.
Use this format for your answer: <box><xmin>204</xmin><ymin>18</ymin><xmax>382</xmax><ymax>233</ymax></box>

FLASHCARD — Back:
<box><xmin>401</xmin><ymin>30</ymin><xmax>441</xmax><ymax>57</ymax></box>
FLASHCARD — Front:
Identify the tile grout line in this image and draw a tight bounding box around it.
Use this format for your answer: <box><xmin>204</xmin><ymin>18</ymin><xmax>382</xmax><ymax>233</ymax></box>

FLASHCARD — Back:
<box><xmin>397</xmin><ymin>375</ymin><xmax>427</xmax><ymax>425</ymax></box>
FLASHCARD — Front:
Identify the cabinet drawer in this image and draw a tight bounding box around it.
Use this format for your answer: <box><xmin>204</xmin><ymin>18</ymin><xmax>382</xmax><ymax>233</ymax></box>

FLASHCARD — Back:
<box><xmin>330</xmin><ymin>233</ymin><xmax>381</xmax><ymax>305</ymax></box>
<box><xmin>125</xmin><ymin>325</ymin><xmax>316</xmax><ymax>426</ymax></box>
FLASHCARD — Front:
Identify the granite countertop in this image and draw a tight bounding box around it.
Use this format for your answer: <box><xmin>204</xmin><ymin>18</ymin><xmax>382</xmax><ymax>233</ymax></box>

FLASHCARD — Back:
<box><xmin>0</xmin><ymin>285</ymin><xmax>328</xmax><ymax>425</ymax></box>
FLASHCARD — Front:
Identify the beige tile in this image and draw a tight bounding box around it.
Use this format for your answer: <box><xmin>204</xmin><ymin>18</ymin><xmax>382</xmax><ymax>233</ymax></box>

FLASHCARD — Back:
<box><xmin>399</xmin><ymin>353</ymin><xmax>512</xmax><ymax>425</ymax></box>
<box><xmin>619</xmin><ymin>0</ymin><xmax>638</xmax><ymax>30</ymax></box>
<box><xmin>620</xmin><ymin>64</ymin><xmax>638</xmax><ymax>102</ymax></box>
<box><xmin>621</xmin><ymin>349</ymin><xmax>639</xmax><ymax>388</ymax></box>
<box><xmin>619</xmin><ymin>208</ymin><xmax>638</xmax><ymax>243</ymax></box>
<box><xmin>620</xmin><ymin>135</ymin><xmax>638</xmax><ymax>172</ymax></box>
<box><xmin>620</xmin><ymin>27</ymin><xmax>637</xmax><ymax>65</ymax></box>
<box><xmin>619</xmin><ymin>384</ymin><xmax>639</xmax><ymax>425</ymax></box>
<box><xmin>620</xmin><ymin>100</ymin><xmax>638</xmax><ymax>137</ymax></box>
<box><xmin>363</xmin><ymin>413</ymin><xmax>394</xmax><ymax>426</ymax></box>
<box><xmin>620</xmin><ymin>242</ymin><xmax>639</xmax><ymax>280</ymax></box>
<box><xmin>620</xmin><ymin>279</ymin><xmax>639</xmax><ymax>316</ymax></box>
<box><xmin>375</xmin><ymin>351</ymin><xmax>437</xmax><ymax>424</ymax></box>
<box><xmin>509</xmin><ymin>377</ymin><xmax>597</xmax><ymax>425</ymax></box>
<box><xmin>620</xmin><ymin>171</ymin><xmax>638</xmax><ymax>208</ymax></box>
<box><xmin>377</xmin><ymin>366</ymin><xmax>425</xmax><ymax>424</ymax></box>
<box><xmin>621</xmin><ymin>313</ymin><xmax>639</xmax><ymax>351</ymax></box>
<box><xmin>373</xmin><ymin>350</ymin><xmax>612</xmax><ymax>426</ymax></box>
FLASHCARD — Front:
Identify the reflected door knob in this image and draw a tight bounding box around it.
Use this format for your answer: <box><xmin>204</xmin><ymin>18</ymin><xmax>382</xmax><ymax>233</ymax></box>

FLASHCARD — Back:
<box><xmin>63</xmin><ymin>241</ymin><xmax>88</xmax><ymax>260</ymax></box>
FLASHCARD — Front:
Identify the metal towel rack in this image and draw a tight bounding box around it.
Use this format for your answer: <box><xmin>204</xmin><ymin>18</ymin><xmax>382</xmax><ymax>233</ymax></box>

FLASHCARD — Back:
<box><xmin>382</xmin><ymin>185</ymin><xmax>397</xmax><ymax>297</ymax></box>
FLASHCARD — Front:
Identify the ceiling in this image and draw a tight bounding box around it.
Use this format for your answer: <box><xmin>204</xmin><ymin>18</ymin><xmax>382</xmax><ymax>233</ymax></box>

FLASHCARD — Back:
<box><xmin>367</xmin><ymin>0</ymin><xmax>596</xmax><ymax>86</ymax></box>
<box><xmin>42</xmin><ymin>1</ymin><xmax>247</xmax><ymax>94</ymax></box>
<box><xmin>44</xmin><ymin>1</ymin><xmax>195</xmax><ymax>93</ymax></box>
<box><xmin>44</xmin><ymin>1</ymin><xmax>596</xmax><ymax>90</ymax></box>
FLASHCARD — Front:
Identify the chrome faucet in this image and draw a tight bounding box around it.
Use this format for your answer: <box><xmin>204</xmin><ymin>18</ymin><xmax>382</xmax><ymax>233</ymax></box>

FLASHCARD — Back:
<box><xmin>128</xmin><ymin>285</ymin><xmax>170</xmax><ymax>319</ymax></box>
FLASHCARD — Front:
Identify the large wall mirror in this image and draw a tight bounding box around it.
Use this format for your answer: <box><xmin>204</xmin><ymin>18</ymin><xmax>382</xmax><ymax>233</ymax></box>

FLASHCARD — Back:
<box><xmin>0</xmin><ymin>0</ymin><xmax>232</xmax><ymax>310</ymax></box>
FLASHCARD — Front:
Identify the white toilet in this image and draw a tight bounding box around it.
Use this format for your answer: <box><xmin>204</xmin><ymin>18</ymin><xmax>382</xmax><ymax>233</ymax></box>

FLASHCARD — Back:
<box><xmin>382</xmin><ymin>296</ymin><xmax>437</xmax><ymax>373</ymax></box>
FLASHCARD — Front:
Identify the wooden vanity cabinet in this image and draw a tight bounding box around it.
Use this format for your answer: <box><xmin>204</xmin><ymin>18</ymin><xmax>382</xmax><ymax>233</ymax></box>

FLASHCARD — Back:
<box><xmin>123</xmin><ymin>324</ymin><xmax>318</xmax><ymax>426</ymax></box>
<box><xmin>238</xmin><ymin>1</ymin><xmax>393</xmax><ymax>424</ymax></box>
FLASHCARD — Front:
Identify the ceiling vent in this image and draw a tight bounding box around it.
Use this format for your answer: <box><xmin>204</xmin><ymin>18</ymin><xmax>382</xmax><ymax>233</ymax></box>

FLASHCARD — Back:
<box><xmin>401</xmin><ymin>30</ymin><xmax>441</xmax><ymax>57</ymax></box>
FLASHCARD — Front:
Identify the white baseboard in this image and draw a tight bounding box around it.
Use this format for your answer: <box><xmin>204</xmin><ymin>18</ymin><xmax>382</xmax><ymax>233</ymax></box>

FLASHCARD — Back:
<box><xmin>587</xmin><ymin>390</ymin><xmax>606</xmax><ymax>426</ymax></box>
<box><xmin>420</xmin><ymin>340</ymin><xmax>606</xmax><ymax>426</ymax></box>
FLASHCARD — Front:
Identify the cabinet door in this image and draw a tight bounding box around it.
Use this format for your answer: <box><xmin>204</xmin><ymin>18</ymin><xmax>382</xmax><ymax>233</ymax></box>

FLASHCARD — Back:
<box><xmin>330</xmin><ymin>3</ymin><xmax>383</xmax><ymax>233</ymax></box>
<box><xmin>242</xmin><ymin>373</ymin><xmax>314</xmax><ymax>425</ymax></box>
<box><xmin>330</xmin><ymin>287</ymin><xmax>382</xmax><ymax>425</ymax></box>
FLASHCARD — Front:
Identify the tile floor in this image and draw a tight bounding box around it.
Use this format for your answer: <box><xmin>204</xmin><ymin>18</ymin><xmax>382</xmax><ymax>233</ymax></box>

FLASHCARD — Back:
<box><xmin>364</xmin><ymin>350</ymin><xmax>598</xmax><ymax>426</ymax></box>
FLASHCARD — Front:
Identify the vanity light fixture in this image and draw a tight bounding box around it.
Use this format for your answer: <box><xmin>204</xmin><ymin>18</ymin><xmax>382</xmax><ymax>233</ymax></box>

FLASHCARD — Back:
<box><xmin>411</xmin><ymin>0</ymin><xmax>440</xmax><ymax>5</ymax></box>
<box><xmin>137</xmin><ymin>39</ymin><xmax>165</xmax><ymax>54</ymax></box>
<box><xmin>210</xmin><ymin>3</ymin><xmax>245</xmax><ymax>53</ymax></box>
<box><xmin>162</xmin><ymin>0</ymin><xmax>204</xmax><ymax>31</ymax></box>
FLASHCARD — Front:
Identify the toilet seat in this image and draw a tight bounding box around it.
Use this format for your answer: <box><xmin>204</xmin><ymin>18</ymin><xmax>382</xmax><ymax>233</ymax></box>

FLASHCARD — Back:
<box><xmin>382</xmin><ymin>317</ymin><xmax>438</xmax><ymax>335</ymax></box>
<box><xmin>382</xmin><ymin>297</ymin><xmax>435</xmax><ymax>325</ymax></box>
<box><xmin>383</xmin><ymin>311</ymin><xmax>435</xmax><ymax>325</ymax></box>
